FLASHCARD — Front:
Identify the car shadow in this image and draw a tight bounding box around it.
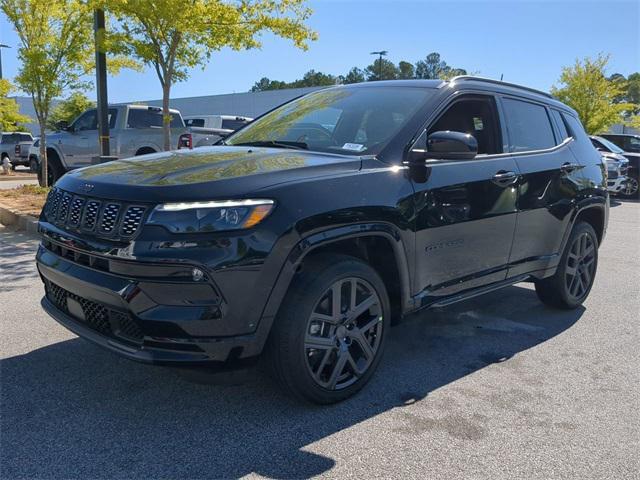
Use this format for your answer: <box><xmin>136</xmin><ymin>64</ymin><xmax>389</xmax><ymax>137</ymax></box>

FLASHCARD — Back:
<box><xmin>1</xmin><ymin>285</ymin><xmax>584</xmax><ymax>479</ymax></box>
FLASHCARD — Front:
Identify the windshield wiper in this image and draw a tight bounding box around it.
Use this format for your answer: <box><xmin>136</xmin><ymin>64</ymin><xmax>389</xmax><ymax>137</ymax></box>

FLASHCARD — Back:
<box><xmin>232</xmin><ymin>140</ymin><xmax>308</xmax><ymax>150</ymax></box>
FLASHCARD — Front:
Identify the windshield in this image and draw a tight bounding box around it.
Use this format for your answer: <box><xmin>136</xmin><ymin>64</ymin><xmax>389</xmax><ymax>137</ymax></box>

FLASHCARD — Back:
<box><xmin>595</xmin><ymin>136</ymin><xmax>625</xmax><ymax>154</ymax></box>
<box><xmin>226</xmin><ymin>86</ymin><xmax>433</xmax><ymax>155</ymax></box>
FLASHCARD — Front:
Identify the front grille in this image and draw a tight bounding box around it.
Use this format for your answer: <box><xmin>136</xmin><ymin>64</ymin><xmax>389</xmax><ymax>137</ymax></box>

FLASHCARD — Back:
<box><xmin>43</xmin><ymin>188</ymin><xmax>148</xmax><ymax>240</ymax></box>
<box><xmin>45</xmin><ymin>280</ymin><xmax>144</xmax><ymax>343</ymax></box>
<box><xmin>608</xmin><ymin>170</ymin><xmax>618</xmax><ymax>179</ymax></box>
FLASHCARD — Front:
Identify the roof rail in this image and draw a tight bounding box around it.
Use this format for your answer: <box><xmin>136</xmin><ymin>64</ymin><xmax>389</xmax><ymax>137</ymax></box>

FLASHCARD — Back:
<box><xmin>447</xmin><ymin>75</ymin><xmax>554</xmax><ymax>99</ymax></box>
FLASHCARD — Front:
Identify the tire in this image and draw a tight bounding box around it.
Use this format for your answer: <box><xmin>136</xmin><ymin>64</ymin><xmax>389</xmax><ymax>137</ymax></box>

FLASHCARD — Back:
<box><xmin>618</xmin><ymin>173</ymin><xmax>639</xmax><ymax>199</ymax></box>
<box><xmin>37</xmin><ymin>157</ymin><xmax>64</xmax><ymax>187</ymax></box>
<box><xmin>29</xmin><ymin>157</ymin><xmax>39</xmax><ymax>173</ymax></box>
<box><xmin>535</xmin><ymin>221</ymin><xmax>598</xmax><ymax>309</ymax></box>
<box><xmin>266</xmin><ymin>254</ymin><xmax>391</xmax><ymax>404</ymax></box>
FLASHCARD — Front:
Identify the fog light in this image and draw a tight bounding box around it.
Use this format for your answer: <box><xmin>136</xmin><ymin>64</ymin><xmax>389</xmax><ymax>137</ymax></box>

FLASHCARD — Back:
<box><xmin>192</xmin><ymin>268</ymin><xmax>205</xmax><ymax>282</ymax></box>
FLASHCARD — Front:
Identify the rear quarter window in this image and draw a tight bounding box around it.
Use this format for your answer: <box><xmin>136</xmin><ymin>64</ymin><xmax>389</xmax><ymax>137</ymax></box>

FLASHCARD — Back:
<box><xmin>502</xmin><ymin>97</ymin><xmax>556</xmax><ymax>152</ymax></box>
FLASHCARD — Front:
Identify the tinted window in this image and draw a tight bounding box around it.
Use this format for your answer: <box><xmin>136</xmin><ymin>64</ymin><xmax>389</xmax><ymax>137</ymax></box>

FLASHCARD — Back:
<box><xmin>185</xmin><ymin>118</ymin><xmax>205</xmax><ymax>128</ymax></box>
<box><xmin>1</xmin><ymin>134</ymin><xmax>16</xmax><ymax>143</ymax></box>
<box><xmin>550</xmin><ymin>110</ymin><xmax>569</xmax><ymax>142</ymax></box>
<box><xmin>221</xmin><ymin>118</ymin><xmax>250</xmax><ymax>131</ymax></box>
<box><xmin>429</xmin><ymin>96</ymin><xmax>502</xmax><ymax>155</ymax></box>
<box><xmin>127</xmin><ymin>109</ymin><xmax>183</xmax><ymax>129</ymax></box>
<box><xmin>503</xmin><ymin>98</ymin><xmax>555</xmax><ymax>152</ymax></box>
<box><xmin>627</xmin><ymin>136</ymin><xmax>640</xmax><ymax>152</ymax></box>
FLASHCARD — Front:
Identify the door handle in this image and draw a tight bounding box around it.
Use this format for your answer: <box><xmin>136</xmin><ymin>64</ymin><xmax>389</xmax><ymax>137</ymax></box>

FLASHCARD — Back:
<box><xmin>492</xmin><ymin>171</ymin><xmax>518</xmax><ymax>186</ymax></box>
<box><xmin>561</xmin><ymin>162</ymin><xmax>580</xmax><ymax>173</ymax></box>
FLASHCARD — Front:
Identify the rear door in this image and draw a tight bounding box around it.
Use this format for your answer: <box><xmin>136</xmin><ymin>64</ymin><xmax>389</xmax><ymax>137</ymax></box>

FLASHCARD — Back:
<box><xmin>502</xmin><ymin>97</ymin><xmax>584</xmax><ymax>277</ymax></box>
<box><xmin>411</xmin><ymin>93</ymin><xmax>520</xmax><ymax>300</ymax></box>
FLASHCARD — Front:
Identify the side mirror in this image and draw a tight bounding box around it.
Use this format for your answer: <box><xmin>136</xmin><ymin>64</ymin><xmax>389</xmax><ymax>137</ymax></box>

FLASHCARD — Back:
<box><xmin>408</xmin><ymin>130</ymin><xmax>478</xmax><ymax>163</ymax></box>
<box><xmin>56</xmin><ymin>120</ymin><xmax>70</xmax><ymax>132</ymax></box>
<box><xmin>425</xmin><ymin>131</ymin><xmax>478</xmax><ymax>160</ymax></box>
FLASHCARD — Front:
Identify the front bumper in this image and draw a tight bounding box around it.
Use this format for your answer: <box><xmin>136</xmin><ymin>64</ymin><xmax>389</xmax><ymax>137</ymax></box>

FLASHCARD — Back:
<box><xmin>36</xmin><ymin>242</ymin><xmax>266</xmax><ymax>365</ymax></box>
<box><xmin>607</xmin><ymin>175</ymin><xmax>628</xmax><ymax>193</ymax></box>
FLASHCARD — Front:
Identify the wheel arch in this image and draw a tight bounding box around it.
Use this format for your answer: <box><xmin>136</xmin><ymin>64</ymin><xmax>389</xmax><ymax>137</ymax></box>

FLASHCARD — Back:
<box><xmin>259</xmin><ymin>223</ymin><xmax>412</xmax><ymax>332</ymax></box>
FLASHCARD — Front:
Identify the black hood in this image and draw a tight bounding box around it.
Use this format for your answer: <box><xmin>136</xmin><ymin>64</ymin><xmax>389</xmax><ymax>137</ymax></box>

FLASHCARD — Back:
<box><xmin>56</xmin><ymin>146</ymin><xmax>362</xmax><ymax>202</ymax></box>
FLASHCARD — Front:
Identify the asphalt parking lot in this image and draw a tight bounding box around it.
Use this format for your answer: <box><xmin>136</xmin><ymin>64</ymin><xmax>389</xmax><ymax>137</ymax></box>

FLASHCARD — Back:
<box><xmin>1</xmin><ymin>200</ymin><xmax>638</xmax><ymax>479</ymax></box>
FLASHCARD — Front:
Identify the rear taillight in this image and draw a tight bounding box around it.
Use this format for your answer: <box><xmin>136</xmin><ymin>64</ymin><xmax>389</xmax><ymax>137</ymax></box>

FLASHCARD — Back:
<box><xmin>178</xmin><ymin>133</ymin><xmax>193</xmax><ymax>150</ymax></box>
<box><xmin>14</xmin><ymin>145</ymin><xmax>20</xmax><ymax>154</ymax></box>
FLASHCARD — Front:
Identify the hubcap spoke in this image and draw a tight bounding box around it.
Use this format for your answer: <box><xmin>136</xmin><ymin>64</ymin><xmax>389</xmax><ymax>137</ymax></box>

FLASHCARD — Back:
<box><xmin>327</xmin><ymin>350</ymin><xmax>349</xmax><ymax>390</ymax></box>
<box><xmin>305</xmin><ymin>334</ymin><xmax>335</xmax><ymax>350</ymax></box>
<box><xmin>348</xmin><ymin>295</ymin><xmax>376</xmax><ymax>322</ymax></box>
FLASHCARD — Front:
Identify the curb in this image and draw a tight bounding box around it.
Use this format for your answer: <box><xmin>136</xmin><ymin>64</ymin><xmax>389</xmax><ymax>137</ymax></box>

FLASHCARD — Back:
<box><xmin>0</xmin><ymin>175</ymin><xmax>38</xmax><ymax>182</ymax></box>
<box><xmin>0</xmin><ymin>204</ymin><xmax>39</xmax><ymax>235</ymax></box>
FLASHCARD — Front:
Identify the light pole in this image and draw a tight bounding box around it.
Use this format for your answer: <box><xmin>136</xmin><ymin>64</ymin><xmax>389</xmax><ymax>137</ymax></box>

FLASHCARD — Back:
<box><xmin>370</xmin><ymin>50</ymin><xmax>388</xmax><ymax>81</ymax></box>
<box><xmin>0</xmin><ymin>44</ymin><xmax>10</xmax><ymax>80</ymax></box>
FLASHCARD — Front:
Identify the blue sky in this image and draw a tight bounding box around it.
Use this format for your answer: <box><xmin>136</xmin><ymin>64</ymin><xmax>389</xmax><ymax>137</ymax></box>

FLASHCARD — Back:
<box><xmin>1</xmin><ymin>0</ymin><xmax>638</xmax><ymax>103</ymax></box>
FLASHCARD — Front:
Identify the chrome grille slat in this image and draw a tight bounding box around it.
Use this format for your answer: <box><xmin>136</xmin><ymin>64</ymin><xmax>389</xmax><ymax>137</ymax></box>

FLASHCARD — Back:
<box><xmin>42</xmin><ymin>188</ymin><xmax>147</xmax><ymax>240</ymax></box>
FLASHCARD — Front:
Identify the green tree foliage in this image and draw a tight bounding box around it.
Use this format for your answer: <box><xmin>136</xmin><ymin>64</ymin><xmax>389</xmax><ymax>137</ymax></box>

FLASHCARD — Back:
<box><xmin>415</xmin><ymin>52</ymin><xmax>467</xmax><ymax>79</ymax></box>
<box><xmin>342</xmin><ymin>67</ymin><xmax>365</xmax><ymax>84</ymax></box>
<box><xmin>364</xmin><ymin>58</ymin><xmax>399</xmax><ymax>81</ymax></box>
<box><xmin>551</xmin><ymin>54</ymin><xmax>635</xmax><ymax>134</ymax></box>
<box><xmin>105</xmin><ymin>0</ymin><xmax>317</xmax><ymax>151</ymax></box>
<box><xmin>397</xmin><ymin>61</ymin><xmax>415</xmax><ymax>79</ymax></box>
<box><xmin>0</xmin><ymin>79</ymin><xmax>31</xmax><ymax>131</ymax></box>
<box><xmin>251</xmin><ymin>70</ymin><xmax>337</xmax><ymax>91</ymax></box>
<box><xmin>46</xmin><ymin>92</ymin><xmax>96</xmax><ymax>130</ymax></box>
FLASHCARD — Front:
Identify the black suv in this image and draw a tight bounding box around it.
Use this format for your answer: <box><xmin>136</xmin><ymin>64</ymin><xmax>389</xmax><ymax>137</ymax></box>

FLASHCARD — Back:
<box><xmin>36</xmin><ymin>78</ymin><xmax>608</xmax><ymax>403</ymax></box>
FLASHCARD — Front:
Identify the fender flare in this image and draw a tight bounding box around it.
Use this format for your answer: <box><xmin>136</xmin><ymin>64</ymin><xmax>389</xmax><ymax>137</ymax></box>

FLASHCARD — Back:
<box><xmin>45</xmin><ymin>145</ymin><xmax>67</xmax><ymax>170</ymax></box>
<box><xmin>559</xmin><ymin>196</ymin><xmax>608</xmax><ymax>254</ymax></box>
<box><xmin>250</xmin><ymin>222</ymin><xmax>413</xmax><ymax>352</ymax></box>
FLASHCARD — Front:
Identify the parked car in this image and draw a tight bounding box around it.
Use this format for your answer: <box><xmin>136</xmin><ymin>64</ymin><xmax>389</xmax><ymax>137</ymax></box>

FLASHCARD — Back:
<box><xmin>28</xmin><ymin>138</ymin><xmax>40</xmax><ymax>173</ymax></box>
<box><xmin>39</xmin><ymin>105</ymin><xmax>225</xmax><ymax>186</ymax></box>
<box><xmin>600</xmin><ymin>133</ymin><xmax>640</xmax><ymax>153</ymax></box>
<box><xmin>591</xmin><ymin>134</ymin><xmax>639</xmax><ymax>198</ymax></box>
<box><xmin>184</xmin><ymin>114</ymin><xmax>252</xmax><ymax>130</ymax></box>
<box><xmin>0</xmin><ymin>131</ymin><xmax>33</xmax><ymax>169</ymax></box>
<box><xmin>36</xmin><ymin>78</ymin><xmax>608</xmax><ymax>404</ymax></box>
<box><xmin>590</xmin><ymin>136</ymin><xmax>630</xmax><ymax>195</ymax></box>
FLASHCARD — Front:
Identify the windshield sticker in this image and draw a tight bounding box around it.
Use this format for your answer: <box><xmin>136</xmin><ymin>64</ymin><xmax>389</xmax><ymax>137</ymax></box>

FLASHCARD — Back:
<box><xmin>342</xmin><ymin>143</ymin><xmax>366</xmax><ymax>152</ymax></box>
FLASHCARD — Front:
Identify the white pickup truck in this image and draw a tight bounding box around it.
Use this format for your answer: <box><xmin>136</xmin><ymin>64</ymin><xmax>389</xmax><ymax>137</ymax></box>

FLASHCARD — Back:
<box><xmin>41</xmin><ymin>104</ymin><xmax>228</xmax><ymax>185</ymax></box>
<box><xmin>183</xmin><ymin>114</ymin><xmax>252</xmax><ymax>131</ymax></box>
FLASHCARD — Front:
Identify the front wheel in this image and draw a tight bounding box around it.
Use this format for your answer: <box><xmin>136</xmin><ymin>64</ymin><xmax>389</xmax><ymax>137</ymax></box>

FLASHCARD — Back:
<box><xmin>535</xmin><ymin>221</ymin><xmax>598</xmax><ymax>309</ymax></box>
<box><xmin>267</xmin><ymin>254</ymin><xmax>390</xmax><ymax>404</ymax></box>
<box><xmin>29</xmin><ymin>157</ymin><xmax>39</xmax><ymax>173</ymax></box>
<box><xmin>619</xmin><ymin>174</ymin><xmax>639</xmax><ymax>199</ymax></box>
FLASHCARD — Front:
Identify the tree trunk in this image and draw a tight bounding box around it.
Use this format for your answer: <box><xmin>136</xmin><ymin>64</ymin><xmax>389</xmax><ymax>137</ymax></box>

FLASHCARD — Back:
<box><xmin>39</xmin><ymin>119</ymin><xmax>48</xmax><ymax>187</ymax></box>
<box><xmin>162</xmin><ymin>81</ymin><xmax>172</xmax><ymax>151</ymax></box>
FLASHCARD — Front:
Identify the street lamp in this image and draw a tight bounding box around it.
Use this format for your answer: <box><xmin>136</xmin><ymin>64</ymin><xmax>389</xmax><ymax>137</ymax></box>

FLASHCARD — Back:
<box><xmin>370</xmin><ymin>50</ymin><xmax>388</xmax><ymax>80</ymax></box>
<box><xmin>0</xmin><ymin>44</ymin><xmax>10</xmax><ymax>80</ymax></box>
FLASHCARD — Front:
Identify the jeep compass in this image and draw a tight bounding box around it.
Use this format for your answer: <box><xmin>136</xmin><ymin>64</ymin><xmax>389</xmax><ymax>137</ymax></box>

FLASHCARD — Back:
<box><xmin>36</xmin><ymin>78</ymin><xmax>608</xmax><ymax>403</ymax></box>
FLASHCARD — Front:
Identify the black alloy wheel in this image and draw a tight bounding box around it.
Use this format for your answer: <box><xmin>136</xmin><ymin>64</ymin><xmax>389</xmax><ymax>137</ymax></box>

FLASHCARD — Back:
<box><xmin>304</xmin><ymin>277</ymin><xmax>383</xmax><ymax>391</ymax></box>
<box><xmin>267</xmin><ymin>254</ymin><xmax>390</xmax><ymax>404</ymax></box>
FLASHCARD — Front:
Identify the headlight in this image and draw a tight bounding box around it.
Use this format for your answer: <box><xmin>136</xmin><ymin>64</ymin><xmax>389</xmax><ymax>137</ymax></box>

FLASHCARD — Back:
<box><xmin>147</xmin><ymin>199</ymin><xmax>274</xmax><ymax>233</ymax></box>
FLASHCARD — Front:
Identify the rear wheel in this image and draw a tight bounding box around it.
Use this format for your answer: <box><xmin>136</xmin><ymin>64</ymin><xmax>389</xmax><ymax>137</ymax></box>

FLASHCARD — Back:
<box><xmin>29</xmin><ymin>157</ymin><xmax>39</xmax><ymax>173</ymax></box>
<box><xmin>267</xmin><ymin>254</ymin><xmax>390</xmax><ymax>404</ymax></box>
<box><xmin>535</xmin><ymin>221</ymin><xmax>598</xmax><ymax>309</ymax></box>
<box><xmin>37</xmin><ymin>156</ymin><xmax>64</xmax><ymax>186</ymax></box>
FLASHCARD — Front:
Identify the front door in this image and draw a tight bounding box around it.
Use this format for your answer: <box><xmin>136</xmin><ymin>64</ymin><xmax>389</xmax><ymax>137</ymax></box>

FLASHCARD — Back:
<box><xmin>411</xmin><ymin>94</ymin><xmax>519</xmax><ymax>302</ymax></box>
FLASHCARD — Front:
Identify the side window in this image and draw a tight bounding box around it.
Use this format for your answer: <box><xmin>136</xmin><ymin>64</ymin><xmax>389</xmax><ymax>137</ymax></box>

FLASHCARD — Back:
<box><xmin>502</xmin><ymin>98</ymin><xmax>555</xmax><ymax>152</ymax></box>
<box><xmin>108</xmin><ymin>108</ymin><xmax>118</xmax><ymax>129</ymax></box>
<box><xmin>561</xmin><ymin>113</ymin><xmax>590</xmax><ymax>145</ymax></box>
<box><xmin>628</xmin><ymin>137</ymin><xmax>640</xmax><ymax>152</ymax></box>
<box><xmin>550</xmin><ymin>110</ymin><xmax>569</xmax><ymax>142</ymax></box>
<box><xmin>74</xmin><ymin>110</ymin><xmax>98</xmax><ymax>131</ymax></box>
<box><xmin>590</xmin><ymin>138</ymin><xmax>606</xmax><ymax>151</ymax></box>
<box><xmin>429</xmin><ymin>95</ymin><xmax>502</xmax><ymax>155</ymax></box>
<box><xmin>185</xmin><ymin>118</ymin><xmax>205</xmax><ymax>128</ymax></box>
<box><xmin>127</xmin><ymin>109</ymin><xmax>183</xmax><ymax>129</ymax></box>
<box><xmin>221</xmin><ymin>118</ymin><xmax>250</xmax><ymax>131</ymax></box>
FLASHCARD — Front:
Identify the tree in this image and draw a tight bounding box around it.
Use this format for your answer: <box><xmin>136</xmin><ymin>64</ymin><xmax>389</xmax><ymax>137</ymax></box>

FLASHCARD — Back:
<box><xmin>0</xmin><ymin>79</ymin><xmax>31</xmax><ymax>131</ymax></box>
<box><xmin>1</xmin><ymin>0</ymin><xmax>94</xmax><ymax>185</ymax></box>
<box><xmin>364</xmin><ymin>58</ymin><xmax>398</xmax><ymax>81</ymax></box>
<box><xmin>343</xmin><ymin>67</ymin><xmax>365</xmax><ymax>84</ymax></box>
<box><xmin>106</xmin><ymin>0</ymin><xmax>317</xmax><ymax>151</ymax></box>
<box><xmin>47</xmin><ymin>92</ymin><xmax>95</xmax><ymax>130</ymax></box>
<box><xmin>250</xmin><ymin>77</ymin><xmax>287</xmax><ymax>92</ymax></box>
<box><xmin>415</xmin><ymin>52</ymin><xmax>466</xmax><ymax>80</ymax></box>
<box><xmin>290</xmin><ymin>70</ymin><xmax>336</xmax><ymax>88</ymax></box>
<box><xmin>551</xmin><ymin>54</ymin><xmax>634</xmax><ymax>134</ymax></box>
<box><xmin>397</xmin><ymin>61</ymin><xmax>415</xmax><ymax>79</ymax></box>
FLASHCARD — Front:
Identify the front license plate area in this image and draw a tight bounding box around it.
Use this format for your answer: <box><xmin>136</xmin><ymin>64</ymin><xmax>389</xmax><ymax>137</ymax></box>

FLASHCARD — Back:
<box><xmin>67</xmin><ymin>297</ymin><xmax>86</xmax><ymax>322</ymax></box>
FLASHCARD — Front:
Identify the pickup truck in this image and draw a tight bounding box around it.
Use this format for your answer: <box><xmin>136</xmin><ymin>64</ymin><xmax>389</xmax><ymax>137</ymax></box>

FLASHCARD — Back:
<box><xmin>40</xmin><ymin>105</ymin><xmax>226</xmax><ymax>185</ymax></box>
<box><xmin>1</xmin><ymin>131</ymin><xmax>33</xmax><ymax>169</ymax></box>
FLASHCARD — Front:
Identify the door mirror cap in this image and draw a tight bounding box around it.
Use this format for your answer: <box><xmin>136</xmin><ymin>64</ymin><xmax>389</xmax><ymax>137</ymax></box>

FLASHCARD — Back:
<box><xmin>425</xmin><ymin>131</ymin><xmax>478</xmax><ymax>161</ymax></box>
<box><xmin>55</xmin><ymin>120</ymin><xmax>71</xmax><ymax>132</ymax></box>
